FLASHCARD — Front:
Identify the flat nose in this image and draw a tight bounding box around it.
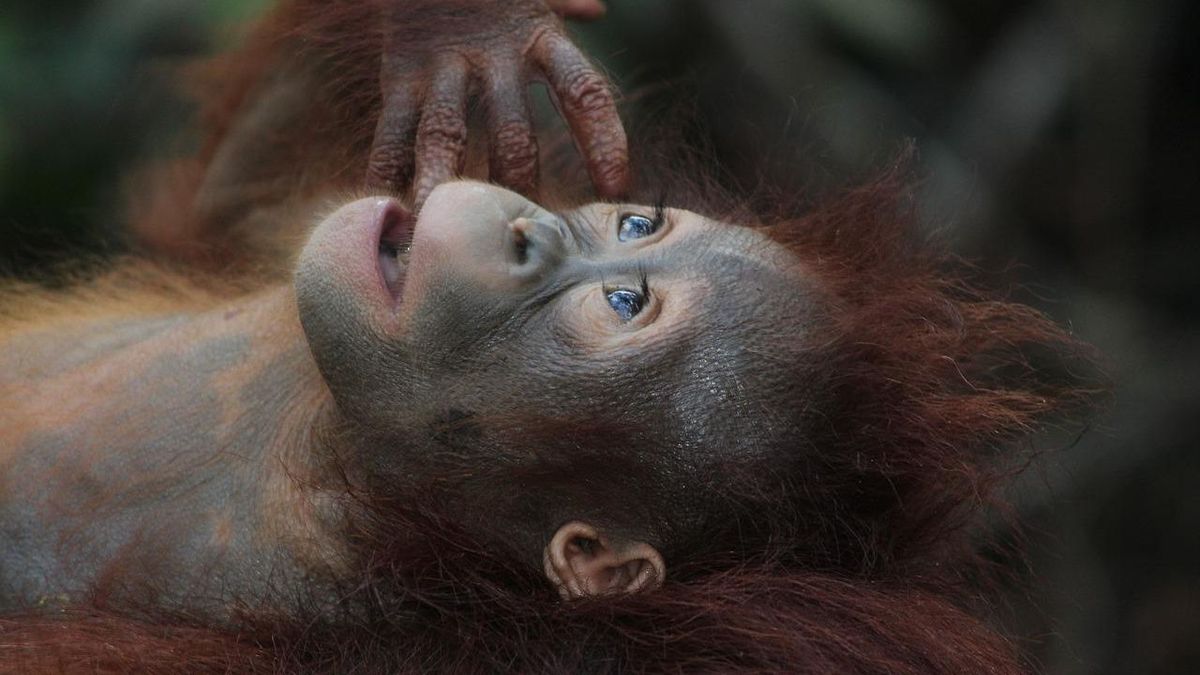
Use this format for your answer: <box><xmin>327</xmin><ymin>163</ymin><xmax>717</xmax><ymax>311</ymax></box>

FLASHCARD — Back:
<box><xmin>410</xmin><ymin>181</ymin><xmax>566</xmax><ymax>291</ymax></box>
<box><xmin>507</xmin><ymin>214</ymin><xmax>567</xmax><ymax>274</ymax></box>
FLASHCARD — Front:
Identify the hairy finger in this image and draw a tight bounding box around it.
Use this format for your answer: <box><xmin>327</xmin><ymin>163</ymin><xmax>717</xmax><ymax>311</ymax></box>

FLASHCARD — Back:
<box><xmin>534</xmin><ymin>33</ymin><xmax>628</xmax><ymax>198</ymax></box>
<box><xmin>414</xmin><ymin>55</ymin><xmax>471</xmax><ymax>209</ymax></box>
<box><xmin>366</xmin><ymin>78</ymin><xmax>422</xmax><ymax>191</ymax></box>
<box><xmin>547</xmin><ymin>0</ymin><xmax>608</xmax><ymax>21</ymax></box>
<box><xmin>484</xmin><ymin>67</ymin><xmax>539</xmax><ymax>197</ymax></box>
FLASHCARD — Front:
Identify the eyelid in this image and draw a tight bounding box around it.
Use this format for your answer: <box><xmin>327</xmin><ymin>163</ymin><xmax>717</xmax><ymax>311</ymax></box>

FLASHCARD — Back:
<box><xmin>599</xmin><ymin>274</ymin><xmax>661</xmax><ymax>327</ymax></box>
<box><xmin>617</xmin><ymin>205</ymin><xmax>670</xmax><ymax>243</ymax></box>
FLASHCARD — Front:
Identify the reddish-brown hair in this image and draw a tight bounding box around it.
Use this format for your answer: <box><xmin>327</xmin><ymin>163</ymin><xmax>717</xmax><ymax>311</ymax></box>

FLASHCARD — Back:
<box><xmin>3</xmin><ymin>3</ymin><xmax>1106</xmax><ymax>673</ymax></box>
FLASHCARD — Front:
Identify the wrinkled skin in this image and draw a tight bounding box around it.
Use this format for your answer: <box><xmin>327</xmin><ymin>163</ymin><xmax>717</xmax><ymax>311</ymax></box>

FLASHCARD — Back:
<box><xmin>296</xmin><ymin>181</ymin><xmax>824</xmax><ymax>553</ymax></box>
<box><xmin>366</xmin><ymin>0</ymin><xmax>627</xmax><ymax>204</ymax></box>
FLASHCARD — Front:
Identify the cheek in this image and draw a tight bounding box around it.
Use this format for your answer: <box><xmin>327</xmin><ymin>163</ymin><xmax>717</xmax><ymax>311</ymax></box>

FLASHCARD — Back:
<box><xmin>547</xmin><ymin>286</ymin><xmax>613</xmax><ymax>353</ymax></box>
<box><xmin>576</xmin><ymin>286</ymin><xmax>614</xmax><ymax>331</ymax></box>
<box><xmin>556</xmin><ymin>284</ymin><xmax>690</xmax><ymax>355</ymax></box>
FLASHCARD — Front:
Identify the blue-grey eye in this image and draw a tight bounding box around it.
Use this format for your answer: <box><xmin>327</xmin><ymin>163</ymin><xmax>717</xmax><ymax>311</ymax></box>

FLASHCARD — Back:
<box><xmin>618</xmin><ymin>213</ymin><xmax>659</xmax><ymax>241</ymax></box>
<box><xmin>606</xmin><ymin>289</ymin><xmax>644</xmax><ymax>321</ymax></box>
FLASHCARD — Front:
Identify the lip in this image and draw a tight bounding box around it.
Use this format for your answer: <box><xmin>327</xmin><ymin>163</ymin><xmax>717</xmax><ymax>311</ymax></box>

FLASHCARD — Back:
<box><xmin>372</xmin><ymin>199</ymin><xmax>416</xmax><ymax>309</ymax></box>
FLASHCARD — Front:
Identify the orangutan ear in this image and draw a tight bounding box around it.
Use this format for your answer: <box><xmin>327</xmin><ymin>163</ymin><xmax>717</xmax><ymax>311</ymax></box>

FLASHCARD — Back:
<box><xmin>543</xmin><ymin>521</ymin><xmax>665</xmax><ymax>599</ymax></box>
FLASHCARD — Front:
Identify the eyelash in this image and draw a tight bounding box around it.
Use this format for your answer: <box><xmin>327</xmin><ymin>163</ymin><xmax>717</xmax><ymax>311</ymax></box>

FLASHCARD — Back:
<box><xmin>617</xmin><ymin>202</ymin><xmax>667</xmax><ymax>243</ymax></box>
<box><xmin>604</xmin><ymin>268</ymin><xmax>651</xmax><ymax>321</ymax></box>
<box><xmin>651</xmin><ymin>201</ymin><xmax>666</xmax><ymax>230</ymax></box>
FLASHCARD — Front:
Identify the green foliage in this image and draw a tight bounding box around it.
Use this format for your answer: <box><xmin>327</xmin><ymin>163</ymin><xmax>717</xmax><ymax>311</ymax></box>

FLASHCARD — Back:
<box><xmin>204</xmin><ymin>0</ymin><xmax>271</xmax><ymax>23</ymax></box>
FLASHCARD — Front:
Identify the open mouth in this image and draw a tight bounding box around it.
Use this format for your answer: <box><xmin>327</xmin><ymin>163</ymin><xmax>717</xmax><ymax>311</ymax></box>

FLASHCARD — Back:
<box><xmin>376</xmin><ymin>201</ymin><xmax>416</xmax><ymax>303</ymax></box>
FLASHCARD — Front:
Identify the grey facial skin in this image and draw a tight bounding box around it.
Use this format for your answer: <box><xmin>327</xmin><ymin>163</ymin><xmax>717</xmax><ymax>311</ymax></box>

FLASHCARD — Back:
<box><xmin>296</xmin><ymin>182</ymin><xmax>826</xmax><ymax>553</ymax></box>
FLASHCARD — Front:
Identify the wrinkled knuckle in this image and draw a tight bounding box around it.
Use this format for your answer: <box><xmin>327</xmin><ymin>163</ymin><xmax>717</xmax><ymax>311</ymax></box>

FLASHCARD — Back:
<box><xmin>523</xmin><ymin>24</ymin><xmax>558</xmax><ymax>57</ymax></box>
<box><xmin>418</xmin><ymin>105</ymin><xmax>467</xmax><ymax>151</ymax></box>
<box><xmin>590</xmin><ymin>148</ymin><xmax>629</xmax><ymax>190</ymax></box>
<box><xmin>371</xmin><ymin>130</ymin><xmax>413</xmax><ymax>159</ymax></box>
<box><xmin>560</xmin><ymin>67</ymin><xmax>614</xmax><ymax>117</ymax></box>
<box><xmin>492</xmin><ymin>121</ymin><xmax>538</xmax><ymax>166</ymax></box>
<box><xmin>367</xmin><ymin>140</ymin><xmax>412</xmax><ymax>183</ymax></box>
<box><xmin>366</xmin><ymin>158</ymin><xmax>401</xmax><ymax>186</ymax></box>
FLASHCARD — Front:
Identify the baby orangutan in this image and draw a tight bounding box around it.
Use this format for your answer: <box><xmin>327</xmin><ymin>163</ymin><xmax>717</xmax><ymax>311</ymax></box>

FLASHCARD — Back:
<box><xmin>0</xmin><ymin>1</ymin><xmax>1099</xmax><ymax>672</ymax></box>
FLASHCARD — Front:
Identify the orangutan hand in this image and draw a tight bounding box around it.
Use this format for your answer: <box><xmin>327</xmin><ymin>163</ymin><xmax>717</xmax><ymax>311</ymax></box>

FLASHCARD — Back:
<box><xmin>366</xmin><ymin>0</ymin><xmax>627</xmax><ymax>206</ymax></box>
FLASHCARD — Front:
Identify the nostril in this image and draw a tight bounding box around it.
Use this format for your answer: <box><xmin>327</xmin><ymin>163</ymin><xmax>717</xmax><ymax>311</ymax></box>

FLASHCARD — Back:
<box><xmin>514</xmin><ymin>230</ymin><xmax>529</xmax><ymax>264</ymax></box>
<box><xmin>509</xmin><ymin>219</ymin><xmax>533</xmax><ymax>265</ymax></box>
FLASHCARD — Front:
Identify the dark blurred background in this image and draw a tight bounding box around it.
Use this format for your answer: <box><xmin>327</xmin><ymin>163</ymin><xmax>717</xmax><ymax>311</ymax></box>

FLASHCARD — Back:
<box><xmin>1</xmin><ymin>0</ymin><xmax>1196</xmax><ymax>671</ymax></box>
